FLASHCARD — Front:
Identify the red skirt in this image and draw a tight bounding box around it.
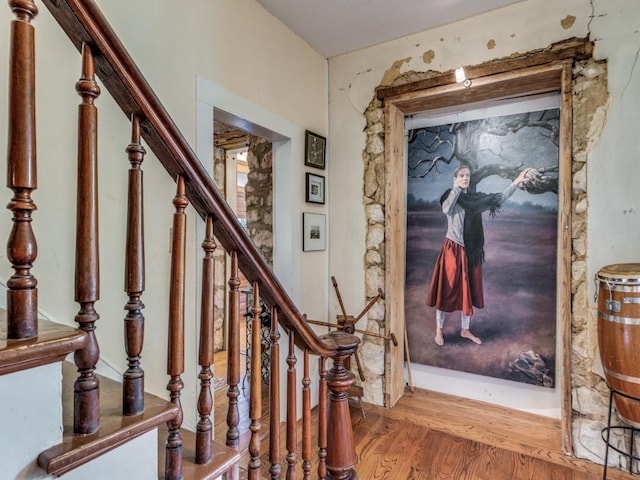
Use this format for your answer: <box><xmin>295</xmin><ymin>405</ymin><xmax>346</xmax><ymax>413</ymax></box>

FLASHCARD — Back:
<box><xmin>426</xmin><ymin>238</ymin><xmax>484</xmax><ymax>316</ymax></box>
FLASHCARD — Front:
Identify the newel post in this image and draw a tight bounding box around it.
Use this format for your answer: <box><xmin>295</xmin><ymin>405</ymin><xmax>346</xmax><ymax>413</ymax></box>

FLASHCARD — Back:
<box><xmin>322</xmin><ymin>330</ymin><xmax>360</xmax><ymax>480</ymax></box>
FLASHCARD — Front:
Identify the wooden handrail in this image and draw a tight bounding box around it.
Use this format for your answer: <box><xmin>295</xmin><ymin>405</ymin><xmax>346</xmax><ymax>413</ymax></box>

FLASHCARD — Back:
<box><xmin>40</xmin><ymin>0</ymin><xmax>334</xmax><ymax>357</ymax></box>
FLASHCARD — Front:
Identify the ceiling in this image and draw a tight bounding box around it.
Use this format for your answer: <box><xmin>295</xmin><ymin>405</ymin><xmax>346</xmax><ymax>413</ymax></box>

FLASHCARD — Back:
<box><xmin>256</xmin><ymin>0</ymin><xmax>525</xmax><ymax>58</ymax></box>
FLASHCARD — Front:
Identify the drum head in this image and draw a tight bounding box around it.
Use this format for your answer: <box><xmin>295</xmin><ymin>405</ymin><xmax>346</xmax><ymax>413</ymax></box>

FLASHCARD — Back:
<box><xmin>597</xmin><ymin>263</ymin><xmax>640</xmax><ymax>284</ymax></box>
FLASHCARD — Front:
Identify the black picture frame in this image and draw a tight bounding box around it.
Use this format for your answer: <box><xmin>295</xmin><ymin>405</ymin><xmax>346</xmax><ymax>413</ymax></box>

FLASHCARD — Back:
<box><xmin>305</xmin><ymin>172</ymin><xmax>325</xmax><ymax>204</ymax></box>
<box><xmin>304</xmin><ymin>130</ymin><xmax>326</xmax><ymax>170</ymax></box>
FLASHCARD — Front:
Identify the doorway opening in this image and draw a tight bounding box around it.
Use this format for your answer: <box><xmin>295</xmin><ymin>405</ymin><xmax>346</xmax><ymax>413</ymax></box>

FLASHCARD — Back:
<box><xmin>213</xmin><ymin>116</ymin><xmax>273</xmax><ymax>350</ymax></box>
<box><xmin>372</xmin><ymin>58</ymin><xmax>577</xmax><ymax>452</ymax></box>
<box><xmin>212</xmin><ymin>117</ymin><xmax>274</xmax><ymax>406</ymax></box>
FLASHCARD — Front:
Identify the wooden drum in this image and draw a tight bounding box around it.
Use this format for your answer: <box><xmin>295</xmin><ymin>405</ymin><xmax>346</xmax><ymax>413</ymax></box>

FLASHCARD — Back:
<box><xmin>597</xmin><ymin>263</ymin><xmax>640</xmax><ymax>427</ymax></box>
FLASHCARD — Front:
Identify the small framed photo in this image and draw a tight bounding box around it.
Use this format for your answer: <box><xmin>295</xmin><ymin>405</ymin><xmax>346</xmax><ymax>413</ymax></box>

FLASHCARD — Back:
<box><xmin>304</xmin><ymin>130</ymin><xmax>326</xmax><ymax>170</ymax></box>
<box><xmin>306</xmin><ymin>172</ymin><xmax>325</xmax><ymax>204</ymax></box>
<box><xmin>302</xmin><ymin>212</ymin><xmax>326</xmax><ymax>251</ymax></box>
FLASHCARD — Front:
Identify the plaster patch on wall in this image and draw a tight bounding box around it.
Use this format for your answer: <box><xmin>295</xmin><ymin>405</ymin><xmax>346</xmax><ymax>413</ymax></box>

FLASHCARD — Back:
<box><xmin>423</xmin><ymin>49</ymin><xmax>435</xmax><ymax>64</ymax></box>
<box><xmin>380</xmin><ymin>57</ymin><xmax>412</xmax><ymax>86</ymax></box>
<box><xmin>572</xmin><ymin>61</ymin><xmax>608</xmax><ymax>156</ymax></box>
<box><xmin>487</xmin><ymin>39</ymin><xmax>496</xmax><ymax>49</ymax></box>
<box><xmin>586</xmin><ymin>104</ymin><xmax>609</xmax><ymax>153</ymax></box>
<box><xmin>561</xmin><ymin>15</ymin><xmax>577</xmax><ymax>30</ymax></box>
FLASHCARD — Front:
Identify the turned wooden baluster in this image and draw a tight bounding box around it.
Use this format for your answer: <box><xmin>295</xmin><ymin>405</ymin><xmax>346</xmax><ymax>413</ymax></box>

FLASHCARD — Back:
<box><xmin>123</xmin><ymin>114</ymin><xmax>146</xmax><ymax>415</ymax></box>
<box><xmin>226</xmin><ymin>250</ymin><xmax>241</xmax><ymax>448</ymax></box>
<box><xmin>322</xmin><ymin>331</ymin><xmax>360</xmax><ymax>480</ymax></box>
<box><xmin>286</xmin><ymin>330</ymin><xmax>297</xmax><ymax>479</ymax></box>
<box><xmin>248</xmin><ymin>281</ymin><xmax>263</xmax><ymax>479</ymax></box>
<box><xmin>73</xmin><ymin>42</ymin><xmax>101</xmax><ymax>435</ymax></box>
<box><xmin>165</xmin><ymin>175</ymin><xmax>188</xmax><ymax>480</ymax></box>
<box><xmin>269</xmin><ymin>308</ymin><xmax>282</xmax><ymax>480</ymax></box>
<box><xmin>318</xmin><ymin>357</ymin><xmax>328</xmax><ymax>480</ymax></box>
<box><xmin>6</xmin><ymin>0</ymin><xmax>39</xmax><ymax>340</ymax></box>
<box><xmin>302</xmin><ymin>349</ymin><xmax>312</xmax><ymax>480</ymax></box>
<box><xmin>196</xmin><ymin>216</ymin><xmax>216</xmax><ymax>464</ymax></box>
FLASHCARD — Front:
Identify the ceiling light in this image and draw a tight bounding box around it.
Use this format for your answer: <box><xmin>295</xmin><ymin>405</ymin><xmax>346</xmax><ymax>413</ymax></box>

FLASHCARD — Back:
<box><xmin>455</xmin><ymin>66</ymin><xmax>472</xmax><ymax>89</ymax></box>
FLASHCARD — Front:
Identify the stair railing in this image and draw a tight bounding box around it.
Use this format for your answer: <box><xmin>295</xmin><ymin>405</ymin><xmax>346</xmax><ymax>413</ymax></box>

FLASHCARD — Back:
<box><xmin>4</xmin><ymin>1</ymin><xmax>360</xmax><ymax>479</ymax></box>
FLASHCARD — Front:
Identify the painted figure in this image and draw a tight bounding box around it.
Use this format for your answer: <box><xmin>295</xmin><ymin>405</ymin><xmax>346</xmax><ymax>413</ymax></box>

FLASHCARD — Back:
<box><xmin>427</xmin><ymin>165</ymin><xmax>532</xmax><ymax>346</ymax></box>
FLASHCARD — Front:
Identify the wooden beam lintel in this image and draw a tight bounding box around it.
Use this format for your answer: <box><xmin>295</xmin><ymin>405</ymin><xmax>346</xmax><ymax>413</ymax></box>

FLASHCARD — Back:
<box><xmin>376</xmin><ymin>37</ymin><xmax>593</xmax><ymax>101</ymax></box>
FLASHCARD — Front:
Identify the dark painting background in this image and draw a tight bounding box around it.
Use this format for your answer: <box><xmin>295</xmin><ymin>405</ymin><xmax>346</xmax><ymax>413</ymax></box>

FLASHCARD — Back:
<box><xmin>405</xmin><ymin>206</ymin><xmax>557</xmax><ymax>385</ymax></box>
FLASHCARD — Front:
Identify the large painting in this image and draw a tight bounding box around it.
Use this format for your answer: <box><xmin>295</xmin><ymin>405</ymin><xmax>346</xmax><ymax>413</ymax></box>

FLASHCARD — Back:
<box><xmin>404</xmin><ymin>101</ymin><xmax>559</xmax><ymax>388</ymax></box>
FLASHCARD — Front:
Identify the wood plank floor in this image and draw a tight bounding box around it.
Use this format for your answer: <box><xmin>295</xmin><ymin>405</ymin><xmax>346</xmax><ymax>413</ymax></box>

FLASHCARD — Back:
<box><xmin>212</xmin><ymin>350</ymin><xmax>636</xmax><ymax>479</ymax></box>
<box><xmin>354</xmin><ymin>388</ymin><xmax>636</xmax><ymax>480</ymax></box>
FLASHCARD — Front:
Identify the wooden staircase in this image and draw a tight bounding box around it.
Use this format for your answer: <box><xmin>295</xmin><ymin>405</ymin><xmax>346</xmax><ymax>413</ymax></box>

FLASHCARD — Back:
<box><xmin>0</xmin><ymin>317</ymin><xmax>86</xmax><ymax>378</ymax></box>
<box><xmin>38</xmin><ymin>362</ymin><xmax>185</xmax><ymax>477</ymax></box>
<box><xmin>1</xmin><ymin>303</ymin><xmax>240</xmax><ymax>478</ymax></box>
<box><xmin>2</xmin><ymin>1</ymin><xmax>359</xmax><ymax>479</ymax></box>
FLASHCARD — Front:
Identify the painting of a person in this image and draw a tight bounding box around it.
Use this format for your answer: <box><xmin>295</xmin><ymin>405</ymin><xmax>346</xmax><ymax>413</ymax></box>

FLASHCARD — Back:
<box><xmin>427</xmin><ymin>165</ymin><xmax>533</xmax><ymax>346</ymax></box>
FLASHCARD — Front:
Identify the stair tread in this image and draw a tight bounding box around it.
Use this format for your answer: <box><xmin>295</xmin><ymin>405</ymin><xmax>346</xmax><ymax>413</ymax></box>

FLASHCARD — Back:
<box><xmin>0</xmin><ymin>318</ymin><xmax>87</xmax><ymax>376</ymax></box>
<box><xmin>38</xmin><ymin>361</ymin><xmax>179</xmax><ymax>476</ymax></box>
<box><xmin>40</xmin><ymin>361</ymin><xmax>241</xmax><ymax>478</ymax></box>
<box><xmin>157</xmin><ymin>423</ymin><xmax>241</xmax><ymax>480</ymax></box>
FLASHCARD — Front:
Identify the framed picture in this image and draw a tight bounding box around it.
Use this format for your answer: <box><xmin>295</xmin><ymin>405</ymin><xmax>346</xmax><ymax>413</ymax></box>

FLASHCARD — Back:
<box><xmin>302</xmin><ymin>212</ymin><xmax>326</xmax><ymax>251</ymax></box>
<box><xmin>304</xmin><ymin>130</ymin><xmax>326</xmax><ymax>169</ymax></box>
<box><xmin>404</xmin><ymin>98</ymin><xmax>560</xmax><ymax>388</ymax></box>
<box><xmin>306</xmin><ymin>172</ymin><xmax>325</xmax><ymax>204</ymax></box>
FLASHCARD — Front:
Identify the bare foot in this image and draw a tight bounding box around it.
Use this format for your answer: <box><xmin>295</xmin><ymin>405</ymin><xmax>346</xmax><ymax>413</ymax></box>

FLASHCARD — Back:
<box><xmin>461</xmin><ymin>329</ymin><xmax>482</xmax><ymax>345</ymax></box>
<box><xmin>434</xmin><ymin>328</ymin><xmax>444</xmax><ymax>346</ymax></box>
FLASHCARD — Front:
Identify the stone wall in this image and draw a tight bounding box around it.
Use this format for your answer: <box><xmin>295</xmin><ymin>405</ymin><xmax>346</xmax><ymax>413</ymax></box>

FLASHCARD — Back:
<box><xmin>211</xmin><ymin>137</ymin><xmax>273</xmax><ymax>351</ymax></box>
<box><xmin>360</xmin><ymin>55</ymin><xmax>620</xmax><ymax>464</ymax></box>
<box><xmin>245</xmin><ymin>135</ymin><xmax>273</xmax><ymax>267</ymax></box>
<box><xmin>568</xmin><ymin>60</ymin><xmax>628</xmax><ymax>468</ymax></box>
<box><xmin>213</xmin><ymin>146</ymin><xmax>227</xmax><ymax>351</ymax></box>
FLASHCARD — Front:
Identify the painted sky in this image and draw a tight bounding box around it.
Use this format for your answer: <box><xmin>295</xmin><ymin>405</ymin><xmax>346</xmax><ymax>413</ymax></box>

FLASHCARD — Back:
<box><xmin>407</xmin><ymin>106</ymin><xmax>560</xmax><ymax>210</ymax></box>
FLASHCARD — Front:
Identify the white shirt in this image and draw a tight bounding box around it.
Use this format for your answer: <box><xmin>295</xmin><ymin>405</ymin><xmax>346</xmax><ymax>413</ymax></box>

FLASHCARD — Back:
<box><xmin>442</xmin><ymin>182</ymin><xmax>519</xmax><ymax>247</ymax></box>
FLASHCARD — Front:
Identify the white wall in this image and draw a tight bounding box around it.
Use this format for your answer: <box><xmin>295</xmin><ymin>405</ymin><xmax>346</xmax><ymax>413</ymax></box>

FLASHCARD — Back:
<box><xmin>328</xmin><ymin>0</ymin><xmax>640</xmax><ymax>415</ymax></box>
<box><xmin>1</xmin><ymin>364</ymin><xmax>62</xmax><ymax>479</ymax></box>
<box><xmin>587</xmin><ymin>2</ymin><xmax>640</xmax><ymax>276</ymax></box>
<box><xmin>0</xmin><ymin>0</ymin><xmax>328</xmax><ymax>432</ymax></box>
